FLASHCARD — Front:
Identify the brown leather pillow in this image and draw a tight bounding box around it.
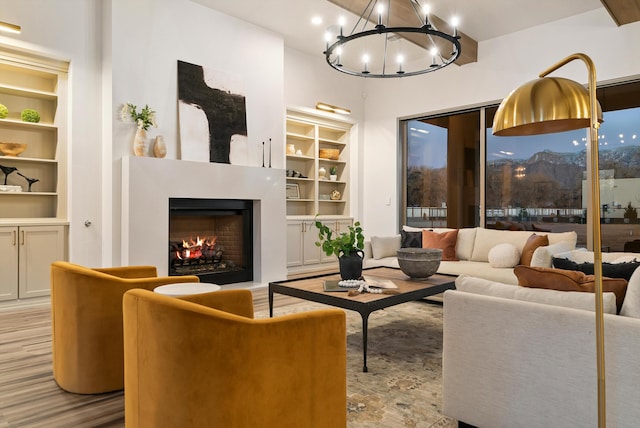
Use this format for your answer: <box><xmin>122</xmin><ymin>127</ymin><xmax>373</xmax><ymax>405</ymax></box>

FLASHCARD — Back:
<box><xmin>515</xmin><ymin>265</ymin><xmax>628</xmax><ymax>312</ymax></box>
<box><xmin>422</xmin><ymin>229</ymin><xmax>458</xmax><ymax>261</ymax></box>
<box><xmin>520</xmin><ymin>233</ymin><xmax>549</xmax><ymax>266</ymax></box>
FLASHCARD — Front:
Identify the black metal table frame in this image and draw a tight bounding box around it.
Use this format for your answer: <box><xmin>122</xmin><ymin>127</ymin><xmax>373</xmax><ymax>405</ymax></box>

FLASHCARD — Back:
<box><xmin>268</xmin><ymin>270</ymin><xmax>455</xmax><ymax>372</ymax></box>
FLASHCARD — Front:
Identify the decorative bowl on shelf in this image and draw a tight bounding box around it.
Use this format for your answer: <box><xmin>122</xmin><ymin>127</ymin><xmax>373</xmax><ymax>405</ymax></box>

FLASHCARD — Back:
<box><xmin>0</xmin><ymin>142</ymin><xmax>27</xmax><ymax>156</ymax></box>
<box><xmin>397</xmin><ymin>248</ymin><xmax>442</xmax><ymax>278</ymax></box>
<box><xmin>319</xmin><ymin>148</ymin><xmax>339</xmax><ymax>160</ymax></box>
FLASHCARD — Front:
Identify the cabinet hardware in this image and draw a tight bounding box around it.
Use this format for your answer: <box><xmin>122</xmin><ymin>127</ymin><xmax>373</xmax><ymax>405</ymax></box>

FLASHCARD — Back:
<box><xmin>21</xmin><ymin>230</ymin><xmax>25</xmax><ymax>245</ymax></box>
<box><xmin>12</xmin><ymin>230</ymin><xmax>16</xmax><ymax>245</ymax></box>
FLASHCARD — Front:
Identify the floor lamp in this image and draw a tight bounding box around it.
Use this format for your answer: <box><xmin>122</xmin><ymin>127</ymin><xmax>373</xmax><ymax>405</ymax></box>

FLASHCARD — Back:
<box><xmin>492</xmin><ymin>53</ymin><xmax>606</xmax><ymax>427</ymax></box>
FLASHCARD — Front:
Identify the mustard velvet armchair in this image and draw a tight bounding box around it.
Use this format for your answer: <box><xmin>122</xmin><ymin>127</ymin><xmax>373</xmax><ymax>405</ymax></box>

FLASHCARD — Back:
<box><xmin>50</xmin><ymin>261</ymin><xmax>199</xmax><ymax>394</ymax></box>
<box><xmin>123</xmin><ymin>288</ymin><xmax>347</xmax><ymax>428</ymax></box>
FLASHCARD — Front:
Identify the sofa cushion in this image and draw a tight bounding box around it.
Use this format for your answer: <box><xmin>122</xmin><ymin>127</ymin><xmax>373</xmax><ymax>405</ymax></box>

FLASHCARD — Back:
<box><xmin>488</xmin><ymin>243</ymin><xmax>521</xmax><ymax>268</ymax></box>
<box><xmin>529</xmin><ymin>241</ymin><xmax>574</xmax><ymax>268</ymax></box>
<box><xmin>400</xmin><ymin>230</ymin><xmax>422</xmax><ymax>248</ymax></box>
<box><xmin>552</xmin><ymin>258</ymin><xmax>640</xmax><ymax>281</ymax></box>
<box><xmin>455</xmin><ymin>274</ymin><xmax>617</xmax><ymax>313</ymax></box>
<box><xmin>470</xmin><ymin>229</ymin><xmax>534</xmax><ymax>262</ymax></box>
<box><xmin>370</xmin><ymin>235</ymin><xmax>401</xmax><ymax>260</ymax></box>
<box><xmin>620</xmin><ymin>266</ymin><xmax>640</xmax><ymax>318</ymax></box>
<box><xmin>422</xmin><ymin>229</ymin><xmax>458</xmax><ymax>261</ymax></box>
<box><xmin>520</xmin><ymin>233</ymin><xmax>549</xmax><ymax>266</ymax></box>
<box><xmin>514</xmin><ymin>265</ymin><xmax>628</xmax><ymax>312</ymax></box>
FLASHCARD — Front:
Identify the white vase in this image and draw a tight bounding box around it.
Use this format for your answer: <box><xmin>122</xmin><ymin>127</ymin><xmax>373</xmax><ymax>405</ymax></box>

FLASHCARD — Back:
<box><xmin>133</xmin><ymin>128</ymin><xmax>147</xmax><ymax>156</ymax></box>
<box><xmin>318</xmin><ymin>167</ymin><xmax>327</xmax><ymax>179</ymax></box>
<box><xmin>153</xmin><ymin>135</ymin><xmax>167</xmax><ymax>158</ymax></box>
<box><xmin>329</xmin><ymin>174</ymin><xmax>337</xmax><ymax>181</ymax></box>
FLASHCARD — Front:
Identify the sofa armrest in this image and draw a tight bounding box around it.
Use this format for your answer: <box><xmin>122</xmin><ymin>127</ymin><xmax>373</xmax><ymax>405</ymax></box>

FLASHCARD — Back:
<box><xmin>443</xmin><ymin>290</ymin><xmax>640</xmax><ymax>427</ymax></box>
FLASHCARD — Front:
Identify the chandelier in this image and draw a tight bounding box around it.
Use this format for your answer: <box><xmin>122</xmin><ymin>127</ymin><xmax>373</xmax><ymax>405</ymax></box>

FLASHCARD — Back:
<box><xmin>324</xmin><ymin>0</ymin><xmax>461</xmax><ymax>78</ymax></box>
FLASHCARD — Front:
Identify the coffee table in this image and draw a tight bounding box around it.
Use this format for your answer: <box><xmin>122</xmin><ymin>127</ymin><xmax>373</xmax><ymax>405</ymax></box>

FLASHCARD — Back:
<box><xmin>269</xmin><ymin>267</ymin><xmax>456</xmax><ymax>372</ymax></box>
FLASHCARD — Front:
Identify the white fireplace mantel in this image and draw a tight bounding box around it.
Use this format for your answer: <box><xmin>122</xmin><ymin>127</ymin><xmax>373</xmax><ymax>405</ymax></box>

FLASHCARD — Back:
<box><xmin>121</xmin><ymin>156</ymin><xmax>287</xmax><ymax>286</ymax></box>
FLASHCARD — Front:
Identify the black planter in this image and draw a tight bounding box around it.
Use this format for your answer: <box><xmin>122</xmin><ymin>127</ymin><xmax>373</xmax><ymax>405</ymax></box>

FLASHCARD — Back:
<box><xmin>338</xmin><ymin>250</ymin><xmax>364</xmax><ymax>280</ymax></box>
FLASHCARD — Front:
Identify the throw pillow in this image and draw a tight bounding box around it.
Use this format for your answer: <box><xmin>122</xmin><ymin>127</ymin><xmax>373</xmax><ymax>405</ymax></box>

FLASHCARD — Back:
<box><xmin>400</xmin><ymin>230</ymin><xmax>422</xmax><ymax>248</ymax></box>
<box><xmin>370</xmin><ymin>235</ymin><xmax>401</xmax><ymax>260</ymax></box>
<box><xmin>552</xmin><ymin>258</ymin><xmax>640</xmax><ymax>281</ymax></box>
<box><xmin>488</xmin><ymin>243</ymin><xmax>521</xmax><ymax>268</ymax></box>
<box><xmin>530</xmin><ymin>241</ymin><xmax>573</xmax><ymax>268</ymax></box>
<box><xmin>621</xmin><ymin>266</ymin><xmax>640</xmax><ymax>318</ymax></box>
<box><xmin>515</xmin><ymin>265</ymin><xmax>628</xmax><ymax>313</ymax></box>
<box><xmin>422</xmin><ymin>229</ymin><xmax>458</xmax><ymax>261</ymax></box>
<box><xmin>520</xmin><ymin>233</ymin><xmax>549</xmax><ymax>266</ymax></box>
<box><xmin>455</xmin><ymin>274</ymin><xmax>617</xmax><ymax>314</ymax></box>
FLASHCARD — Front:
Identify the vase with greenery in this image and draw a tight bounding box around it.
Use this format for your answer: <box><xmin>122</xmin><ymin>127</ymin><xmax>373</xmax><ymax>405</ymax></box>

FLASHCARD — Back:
<box><xmin>315</xmin><ymin>217</ymin><xmax>365</xmax><ymax>279</ymax></box>
<box><xmin>329</xmin><ymin>166</ymin><xmax>338</xmax><ymax>181</ymax></box>
<box><xmin>121</xmin><ymin>103</ymin><xmax>157</xmax><ymax>156</ymax></box>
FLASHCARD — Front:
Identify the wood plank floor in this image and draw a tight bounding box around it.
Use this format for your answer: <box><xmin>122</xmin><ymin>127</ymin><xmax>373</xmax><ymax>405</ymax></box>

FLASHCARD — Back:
<box><xmin>0</xmin><ymin>288</ymin><xmax>303</xmax><ymax>428</ymax></box>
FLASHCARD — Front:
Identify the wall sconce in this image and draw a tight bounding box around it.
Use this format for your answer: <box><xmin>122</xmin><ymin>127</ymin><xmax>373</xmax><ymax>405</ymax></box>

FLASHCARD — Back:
<box><xmin>315</xmin><ymin>102</ymin><xmax>351</xmax><ymax>115</ymax></box>
<box><xmin>0</xmin><ymin>21</ymin><xmax>21</xmax><ymax>34</ymax></box>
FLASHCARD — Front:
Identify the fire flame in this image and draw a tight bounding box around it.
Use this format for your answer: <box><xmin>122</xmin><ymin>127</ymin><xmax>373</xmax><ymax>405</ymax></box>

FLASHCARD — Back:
<box><xmin>176</xmin><ymin>236</ymin><xmax>217</xmax><ymax>260</ymax></box>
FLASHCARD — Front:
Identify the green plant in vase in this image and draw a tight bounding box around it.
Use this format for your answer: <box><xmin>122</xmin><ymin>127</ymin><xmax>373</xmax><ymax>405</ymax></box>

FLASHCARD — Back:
<box><xmin>315</xmin><ymin>216</ymin><xmax>365</xmax><ymax>279</ymax></box>
<box><xmin>329</xmin><ymin>165</ymin><xmax>338</xmax><ymax>181</ymax></box>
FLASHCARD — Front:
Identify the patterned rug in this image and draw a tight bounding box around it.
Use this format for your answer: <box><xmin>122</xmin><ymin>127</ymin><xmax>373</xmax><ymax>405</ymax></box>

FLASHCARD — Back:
<box><xmin>261</xmin><ymin>300</ymin><xmax>455</xmax><ymax>428</ymax></box>
<box><xmin>0</xmin><ymin>300</ymin><xmax>454</xmax><ymax>427</ymax></box>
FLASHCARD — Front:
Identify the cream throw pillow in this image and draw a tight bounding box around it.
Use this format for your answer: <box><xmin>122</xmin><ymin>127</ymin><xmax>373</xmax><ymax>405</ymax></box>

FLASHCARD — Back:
<box><xmin>370</xmin><ymin>235</ymin><xmax>401</xmax><ymax>260</ymax></box>
<box><xmin>488</xmin><ymin>243</ymin><xmax>521</xmax><ymax>268</ymax></box>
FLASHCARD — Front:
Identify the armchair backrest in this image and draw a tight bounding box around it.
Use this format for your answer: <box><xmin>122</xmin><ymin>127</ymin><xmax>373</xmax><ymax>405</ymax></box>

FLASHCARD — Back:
<box><xmin>123</xmin><ymin>289</ymin><xmax>347</xmax><ymax>428</ymax></box>
<box><xmin>50</xmin><ymin>261</ymin><xmax>198</xmax><ymax>394</ymax></box>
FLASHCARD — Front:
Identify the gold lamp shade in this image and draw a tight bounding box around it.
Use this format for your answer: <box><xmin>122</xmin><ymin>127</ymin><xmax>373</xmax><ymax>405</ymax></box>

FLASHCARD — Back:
<box><xmin>493</xmin><ymin>77</ymin><xmax>603</xmax><ymax>136</ymax></box>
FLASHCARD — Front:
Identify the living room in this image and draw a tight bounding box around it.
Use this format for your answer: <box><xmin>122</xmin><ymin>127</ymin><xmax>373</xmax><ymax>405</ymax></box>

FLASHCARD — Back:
<box><xmin>0</xmin><ymin>0</ymin><xmax>637</xmax><ymax>278</ymax></box>
<box><xmin>2</xmin><ymin>0</ymin><xmax>640</xmax><ymax>426</ymax></box>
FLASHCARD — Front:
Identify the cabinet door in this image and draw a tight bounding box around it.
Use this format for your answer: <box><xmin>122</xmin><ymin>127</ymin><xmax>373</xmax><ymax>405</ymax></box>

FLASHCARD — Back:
<box><xmin>286</xmin><ymin>221</ymin><xmax>303</xmax><ymax>268</ymax></box>
<box><xmin>18</xmin><ymin>225</ymin><xmax>64</xmax><ymax>298</ymax></box>
<box><xmin>0</xmin><ymin>227</ymin><xmax>19</xmax><ymax>301</ymax></box>
<box><xmin>302</xmin><ymin>221</ymin><xmax>321</xmax><ymax>265</ymax></box>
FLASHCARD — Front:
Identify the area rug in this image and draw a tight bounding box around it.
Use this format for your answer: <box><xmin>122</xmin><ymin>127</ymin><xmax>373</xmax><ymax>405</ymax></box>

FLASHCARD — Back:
<box><xmin>0</xmin><ymin>300</ymin><xmax>454</xmax><ymax>427</ymax></box>
<box><xmin>261</xmin><ymin>300</ymin><xmax>455</xmax><ymax>428</ymax></box>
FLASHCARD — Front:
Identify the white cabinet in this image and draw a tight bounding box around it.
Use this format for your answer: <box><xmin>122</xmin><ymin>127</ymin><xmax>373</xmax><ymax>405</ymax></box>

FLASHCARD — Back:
<box><xmin>0</xmin><ymin>225</ymin><xmax>66</xmax><ymax>301</ymax></box>
<box><xmin>287</xmin><ymin>217</ymin><xmax>353</xmax><ymax>273</ymax></box>
<box><xmin>286</xmin><ymin>220</ymin><xmax>321</xmax><ymax>268</ymax></box>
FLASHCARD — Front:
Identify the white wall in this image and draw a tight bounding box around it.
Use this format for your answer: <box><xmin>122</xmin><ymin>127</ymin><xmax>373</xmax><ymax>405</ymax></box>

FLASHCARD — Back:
<box><xmin>361</xmin><ymin>9</ymin><xmax>640</xmax><ymax>237</ymax></box>
<box><xmin>0</xmin><ymin>0</ymin><xmax>103</xmax><ymax>266</ymax></box>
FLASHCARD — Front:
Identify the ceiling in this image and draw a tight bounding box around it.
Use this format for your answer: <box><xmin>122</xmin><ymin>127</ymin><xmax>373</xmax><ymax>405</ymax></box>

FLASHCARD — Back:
<box><xmin>192</xmin><ymin>0</ymin><xmax>613</xmax><ymax>58</ymax></box>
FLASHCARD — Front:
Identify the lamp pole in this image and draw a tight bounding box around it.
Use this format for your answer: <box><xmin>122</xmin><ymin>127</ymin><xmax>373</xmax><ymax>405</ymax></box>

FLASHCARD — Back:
<box><xmin>539</xmin><ymin>53</ymin><xmax>605</xmax><ymax>428</ymax></box>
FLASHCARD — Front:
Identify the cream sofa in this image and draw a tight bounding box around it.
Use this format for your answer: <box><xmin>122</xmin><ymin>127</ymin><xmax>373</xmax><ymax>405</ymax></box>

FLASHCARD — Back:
<box><xmin>363</xmin><ymin>227</ymin><xmax>578</xmax><ymax>284</ymax></box>
<box><xmin>442</xmin><ymin>270</ymin><xmax>640</xmax><ymax>427</ymax></box>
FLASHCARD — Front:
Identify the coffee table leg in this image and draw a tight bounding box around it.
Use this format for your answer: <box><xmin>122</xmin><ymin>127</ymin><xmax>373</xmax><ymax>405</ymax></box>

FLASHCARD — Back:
<box><xmin>361</xmin><ymin>312</ymin><xmax>370</xmax><ymax>373</ymax></box>
<box><xmin>268</xmin><ymin>286</ymin><xmax>274</xmax><ymax>318</ymax></box>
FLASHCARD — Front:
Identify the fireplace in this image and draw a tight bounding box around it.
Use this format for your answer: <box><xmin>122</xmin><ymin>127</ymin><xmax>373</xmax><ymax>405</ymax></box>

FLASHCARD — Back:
<box><xmin>169</xmin><ymin>198</ymin><xmax>253</xmax><ymax>284</ymax></box>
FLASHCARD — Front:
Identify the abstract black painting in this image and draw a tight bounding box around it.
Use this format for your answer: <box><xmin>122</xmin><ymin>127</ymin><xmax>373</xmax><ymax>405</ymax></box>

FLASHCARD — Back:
<box><xmin>177</xmin><ymin>60</ymin><xmax>248</xmax><ymax>164</ymax></box>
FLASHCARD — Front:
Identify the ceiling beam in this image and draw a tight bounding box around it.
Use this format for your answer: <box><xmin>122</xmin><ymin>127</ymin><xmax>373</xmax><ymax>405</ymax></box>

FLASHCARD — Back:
<box><xmin>600</xmin><ymin>0</ymin><xmax>640</xmax><ymax>25</ymax></box>
<box><xmin>327</xmin><ymin>0</ymin><xmax>478</xmax><ymax>66</ymax></box>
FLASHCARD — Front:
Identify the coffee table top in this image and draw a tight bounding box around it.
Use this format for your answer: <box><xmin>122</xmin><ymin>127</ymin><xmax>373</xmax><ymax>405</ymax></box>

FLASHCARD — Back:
<box><xmin>270</xmin><ymin>267</ymin><xmax>456</xmax><ymax>312</ymax></box>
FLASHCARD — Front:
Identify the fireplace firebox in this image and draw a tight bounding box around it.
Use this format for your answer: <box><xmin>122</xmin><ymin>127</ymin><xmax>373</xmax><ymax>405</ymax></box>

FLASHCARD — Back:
<box><xmin>169</xmin><ymin>198</ymin><xmax>253</xmax><ymax>284</ymax></box>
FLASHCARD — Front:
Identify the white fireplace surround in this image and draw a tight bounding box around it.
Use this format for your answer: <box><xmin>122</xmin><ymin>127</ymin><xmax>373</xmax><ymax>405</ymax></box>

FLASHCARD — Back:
<box><xmin>121</xmin><ymin>156</ymin><xmax>287</xmax><ymax>286</ymax></box>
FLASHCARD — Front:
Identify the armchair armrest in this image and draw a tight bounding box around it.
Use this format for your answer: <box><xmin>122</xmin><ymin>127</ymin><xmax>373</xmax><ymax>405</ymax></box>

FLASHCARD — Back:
<box><xmin>93</xmin><ymin>265</ymin><xmax>158</xmax><ymax>278</ymax></box>
<box><xmin>179</xmin><ymin>289</ymin><xmax>254</xmax><ymax>318</ymax></box>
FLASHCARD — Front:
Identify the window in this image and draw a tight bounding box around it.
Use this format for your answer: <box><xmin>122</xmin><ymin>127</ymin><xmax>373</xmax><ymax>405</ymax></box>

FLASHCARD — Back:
<box><xmin>401</xmin><ymin>111</ymin><xmax>480</xmax><ymax>229</ymax></box>
<box><xmin>400</xmin><ymin>79</ymin><xmax>640</xmax><ymax>251</ymax></box>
